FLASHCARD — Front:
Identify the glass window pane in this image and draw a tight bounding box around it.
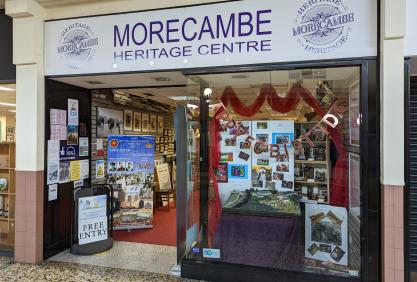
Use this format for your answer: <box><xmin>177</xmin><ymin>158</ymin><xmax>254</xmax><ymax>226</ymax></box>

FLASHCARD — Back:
<box><xmin>185</xmin><ymin>67</ymin><xmax>361</xmax><ymax>278</ymax></box>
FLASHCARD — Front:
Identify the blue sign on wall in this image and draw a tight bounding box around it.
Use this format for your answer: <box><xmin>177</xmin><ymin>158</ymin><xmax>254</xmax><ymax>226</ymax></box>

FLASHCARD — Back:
<box><xmin>107</xmin><ymin>135</ymin><xmax>155</xmax><ymax>175</ymax></box>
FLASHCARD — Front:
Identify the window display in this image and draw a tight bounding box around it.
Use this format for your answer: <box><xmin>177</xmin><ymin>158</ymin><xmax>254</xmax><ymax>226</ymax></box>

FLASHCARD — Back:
<box><xmin>185</xmin><ymin>66</ymin><xmax>361</xmax><ymax>278</ymax></box>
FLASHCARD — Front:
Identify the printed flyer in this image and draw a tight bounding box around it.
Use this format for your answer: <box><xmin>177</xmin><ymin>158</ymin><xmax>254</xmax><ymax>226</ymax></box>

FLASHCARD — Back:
<box><xmin>107</xmin><ymin>135</ymin><xmax>155</xmax><ymax>230</ymax></box>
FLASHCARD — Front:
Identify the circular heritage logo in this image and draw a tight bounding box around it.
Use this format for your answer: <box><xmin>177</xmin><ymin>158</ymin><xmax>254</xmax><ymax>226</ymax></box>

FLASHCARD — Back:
<box><xmin>292</xmin><ymin>1</ymin><xmax>355</xmax><ymax>53</ymax></box>
<box><xmin>57</xmin><ymin>23</ymin><xmax>98</xmax><ymax>69</ymax></box>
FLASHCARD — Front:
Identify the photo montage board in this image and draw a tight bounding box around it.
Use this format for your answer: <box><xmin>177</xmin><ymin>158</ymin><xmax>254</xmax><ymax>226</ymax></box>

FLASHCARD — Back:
<box><xmin>305</xmin><ymin>203</ymin><xmax>348</xmax><ymax>266</ymax></box>
<box><xmin>107</xmin><ymin>135</ymin><xmax>155</xmax><ymax>230</ymax></box>
<box><xmin>217</xmin><ymin>120</ymin><xmax>295</xmax><ymax>206</ymax></box>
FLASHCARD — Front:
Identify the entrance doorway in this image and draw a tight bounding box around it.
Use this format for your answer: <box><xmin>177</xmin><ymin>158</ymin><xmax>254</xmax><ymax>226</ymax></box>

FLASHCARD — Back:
<box><xmin>43</xmin><ymin>72</ymin><xmax>188</xmax><ymax>275</ymax></box>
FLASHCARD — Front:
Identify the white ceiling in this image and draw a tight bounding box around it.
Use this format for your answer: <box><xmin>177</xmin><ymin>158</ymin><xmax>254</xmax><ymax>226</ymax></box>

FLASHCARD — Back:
<box><xmin>51</xmin><ymin>66</ymin><xmax>358</xmax><ymax>106</ymax></box>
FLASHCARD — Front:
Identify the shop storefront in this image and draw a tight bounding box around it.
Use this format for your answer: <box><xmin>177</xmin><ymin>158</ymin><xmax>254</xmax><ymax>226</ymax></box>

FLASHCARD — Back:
<box><xmin>9</xmin><ymin>0</ymin><xmax>413</xmax><ymax>281</ymax></box>
<box><xmin>40</xmin><ymin>1</ymin><xmax>380</xmax><ymax>281</ymax></box>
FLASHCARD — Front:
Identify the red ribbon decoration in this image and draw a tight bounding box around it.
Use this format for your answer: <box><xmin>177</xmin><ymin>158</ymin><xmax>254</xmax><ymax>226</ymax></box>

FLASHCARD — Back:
<box><xmin>208</xmin><ymin>84</ymin><xmax>348</xmax><ymax>246</ymax></box>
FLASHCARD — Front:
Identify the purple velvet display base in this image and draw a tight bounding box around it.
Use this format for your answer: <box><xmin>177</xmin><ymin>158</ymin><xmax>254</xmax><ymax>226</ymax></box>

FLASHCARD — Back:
<box><xmin>213</xmin><ymin>212</ymin><xmax>304</xmax><ymax>271</ymax></box>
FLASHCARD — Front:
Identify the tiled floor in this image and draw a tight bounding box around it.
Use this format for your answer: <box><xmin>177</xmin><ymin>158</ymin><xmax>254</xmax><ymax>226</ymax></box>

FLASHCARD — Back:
<box><xmin>50</xmin><ymin>241</ymin><xmax>177</xmax><ymax>275</ymax></box>
<box><xmin>0</xmin><ymin>245</ymin><xmax>196</xmax><ymax>282</ymax></box>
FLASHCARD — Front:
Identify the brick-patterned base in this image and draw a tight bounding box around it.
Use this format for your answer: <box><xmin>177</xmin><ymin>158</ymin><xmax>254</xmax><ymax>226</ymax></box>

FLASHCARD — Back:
<box><xmin>15</xmin><ymin>171</ymin><xmax>44</xmax><ymax>264</ymax></box>
<box><xmin>382</xmin><ymin>184</ymin><xmax>404</xmax><ymax>282</ymax></box>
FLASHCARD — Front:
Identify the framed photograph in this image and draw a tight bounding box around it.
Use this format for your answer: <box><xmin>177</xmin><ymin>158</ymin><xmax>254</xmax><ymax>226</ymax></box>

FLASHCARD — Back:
<box><xmin>142</xmin><ymin>114</ymin><xmax>149</xmax><ymax>133</ymax></box>
<box><xmin>124</xmin><ymin>110</ymin><xmax>133</xmax><ymax>131</ymax></box>
<box><xmin>6</xmin><ymin>135</ymin><xmax>14</xmax><ymax>142</ymax></box>
<box><xmin>157</xmin><ymin>116</ymin><xmax>164</xmax><ymax>134</ymax></box>
<box><xmin>149</xmin><ymin>115</ymin><xmax>157</xmax><ymax>133</ymax></box>
<box><xmin>216</xmin><ymin>163</ymin><xmax>228</xmax><ymax>183</ymax></box>
<box><xmin>6</xmin><ymin>127</ymin><xmax>14</xmax><ymax>135</ymax></box>
<box><xmin>96</xmin><ymin>107</ymin><xmax>123</xmax><ymax>137</ymax></box>
<box><xmin>349</xmin><ymin>80</ymin><xmax>360</xmax><ymax>146</ymax></box>
<box><xmin>133</xmin><ymin>112</ymin><xmax>141</xmax><ymax>132</ymax></box>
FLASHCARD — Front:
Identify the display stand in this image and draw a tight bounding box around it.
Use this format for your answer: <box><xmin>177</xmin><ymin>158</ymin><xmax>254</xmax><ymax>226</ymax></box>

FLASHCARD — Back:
<box><xmin>294</xmin><ymin>122</ymin><xmax>331</xmax><ymax>204</ymax></box>
<box><xmin>71</xmin><ymin>184</ymin><xmax>113</xmax><ymax>255</ymax></box>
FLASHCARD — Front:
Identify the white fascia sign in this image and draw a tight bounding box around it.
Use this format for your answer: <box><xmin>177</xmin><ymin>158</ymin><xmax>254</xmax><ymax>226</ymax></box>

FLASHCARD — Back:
<box><xmin>44</xmin><ymin>0</ymin><xmax>377</xmax><ymax>76</ymax></box>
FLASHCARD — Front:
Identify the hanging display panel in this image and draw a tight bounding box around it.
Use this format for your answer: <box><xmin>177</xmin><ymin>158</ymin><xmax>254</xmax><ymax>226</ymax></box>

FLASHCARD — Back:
<box><xmin>305</xmin><ymin>203</ymin><xmax>348</xmax><ymax>266</ymax></box>
<box><xmin>107</xmin><ymin>135</ymin><xmax>155</xmax><ymax>229</ymax></box>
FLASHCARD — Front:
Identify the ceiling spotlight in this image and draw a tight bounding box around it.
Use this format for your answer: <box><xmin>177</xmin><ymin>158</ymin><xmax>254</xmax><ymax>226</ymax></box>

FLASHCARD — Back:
<box><xmin>203</xmin><ymin>88</ymin><xmax>213</xmax><ymax>97</ymax></box>
<box><xmin>0</xmin><ymin>86</ymin><xmax>14</xmax><ymax>91</ymax></box>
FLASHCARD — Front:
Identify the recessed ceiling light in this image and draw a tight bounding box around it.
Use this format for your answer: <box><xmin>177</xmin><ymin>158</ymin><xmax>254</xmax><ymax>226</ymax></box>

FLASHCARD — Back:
<box><xmin>85</xmin><ymin>81</ymin><xmax>105</xmax><ymax>85</ymax></box>
<box><xmin>152</xmin><ymin>77</ymin><xmax>172</xmax><ymax>82</ymax></box>
<box><xmin>0</xmin><ymin>86</ymin><xmax>14</xmax><ymax>91</ymax></box>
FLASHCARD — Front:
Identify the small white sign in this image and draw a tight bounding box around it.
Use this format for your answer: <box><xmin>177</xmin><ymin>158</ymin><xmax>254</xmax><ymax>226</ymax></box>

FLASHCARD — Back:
<box><xmin>74</xmin><ymin>179</ymin><xmax>84</xmax><ymax>188</ymax></box>
<box><xmin>78</xmin><ymin>216</ymin><xmax>108</xmax><ymax>245</ymax></box>
<box><xmin>48</xmin><ymin>184</ymin><xmax>58</xmax><ymax>201</ymax></box>
<box><xmin>203</xmin><ymin>248</ymin><xmax>221</xmax><ymax>259</ymax></box>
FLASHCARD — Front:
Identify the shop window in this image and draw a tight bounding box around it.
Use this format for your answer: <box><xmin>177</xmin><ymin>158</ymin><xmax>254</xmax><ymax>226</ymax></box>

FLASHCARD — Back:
<box><xmin>185</xmin><ymin>67</ymin><xmax>361</xmax><ymax>278</ymax></box>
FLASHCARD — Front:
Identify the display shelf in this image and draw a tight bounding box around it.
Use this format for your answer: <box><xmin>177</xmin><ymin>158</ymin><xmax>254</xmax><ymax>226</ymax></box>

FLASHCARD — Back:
<box><xmin>294</xmin><ymin>123</ymin><xmax>331</xmax><ymax>203</ymax></box>
<box><xmin>0</xmin><ymin>143</ymin><xmax>15</xmax><ymax>250</ymax></box>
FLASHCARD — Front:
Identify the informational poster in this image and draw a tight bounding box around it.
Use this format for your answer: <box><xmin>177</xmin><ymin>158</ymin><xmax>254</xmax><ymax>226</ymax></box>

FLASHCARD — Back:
<box><xmin>96</xmin><ymin>160</ymin><xmax>105</xmax><ymax>179</ymax></box>
<box><xmin>59</xmin><ymin>161</ymin><xmax>70</xmax><ymax>183</ymax></box>
<box><xmin>48</xmin><ymin>140</ymin><xmax>60</xmax><ymax>162</ymax></box>
<box><xmin>47</xmin><ymin>140</ymin><xmax>60</xmax><ymax>185</ymax></box>
<box><xmin>217</xmin><ymin>120</ymin><xmax>295</xmax><ymax>205</ymax></box>
<box><xmin>78</xmin><ymin>195</ymin><xmax>108</xmax><ymax>245</ymax></box>
<box><xmin>70</xmin><ymin>160</ymin><xmax>81</xmax><ymax>181</ymax></box>
<box><xmin>50</xmin><ymin>125</ymin><xmax>67</xmax><ymax>140</ymax></box>
<box><xmin>79</xmin><ymin>137</ymin><xmax>89</xmax><ymax>156</ymax></box>
<box><xmin>96</xmin><ymin>138</ymin><xmax>104</xmax><ymax>156</ymax></box>
<box><xmin>67</xmin><ymin>125</ymin><xmax>78</xmax><ymax>145</ymax></box>
<box><xmin>305</xmin><ymin>203</ymin><xmax>348</xmax><ymax>266</ymax></box>
<box><xmin>48</xmin><ymin>184</ymin><xmax>58</xmax><ymax>201</ymax></box>
<box><xmin>68</xmin><ymin>99</ymin><xmax>79</xmax><ymax>125</ymax></box>
<box><xmin>80</xmin><ymin>159</ymin><xmax>90</xmax><ymax>180</ymax></box>
<box><xmin>107</xmin><ymin>135</ymin><xmax>155</xmax><ymax>229</ymax></box>
<box><xmin>50</xmin><ymin>109</ymin><xmax>66</xmax><ymax>125</ymax></box>
<box><xmin>47</xmin><ymin>162</ymin><xmax>59</xmax><ymax>185</ymax></box>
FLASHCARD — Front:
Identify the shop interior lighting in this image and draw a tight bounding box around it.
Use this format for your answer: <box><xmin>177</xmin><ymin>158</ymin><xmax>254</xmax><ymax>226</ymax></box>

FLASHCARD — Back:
<box><xmin>203</xmin><ymin>88</ymin><xmax>213</xmax><ymax>97</ymax></box>
<box><xmin>8</xmin><ymin>110</ymin><xmax>16</xmax><ymax>113</ymax></box>
<box><xmin>0</xmin><ymin>86</ymin><xmax>15</xmax><ymax>91</ymax></box>
<box><xmin>0</xmin><ymin>102</ymin><xmax>16</xmax><ymax>107</ymax></box>
<box><xmin>187</xmin><ymin>104</ymin><xmax>199</xmax><ymax>109</ymax></box>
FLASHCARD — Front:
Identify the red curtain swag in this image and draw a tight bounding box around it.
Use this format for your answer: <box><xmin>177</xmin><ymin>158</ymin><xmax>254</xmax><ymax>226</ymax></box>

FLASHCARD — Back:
<box><xmin>207</xmin><ymin>84</ymin><xmax>348</xmax><ymax>246</ymax></box>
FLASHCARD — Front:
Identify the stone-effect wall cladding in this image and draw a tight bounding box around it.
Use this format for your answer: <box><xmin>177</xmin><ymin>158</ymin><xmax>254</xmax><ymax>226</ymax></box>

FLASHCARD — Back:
<box><xmin>382</xmin><ymin>184</ymin><xmax>404</xmax><ymax>282</ymax></box>
<box><xmin>15</xmin><ymin>171</ymin><xmax>44</xmax><ymax>263</ymax></box>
